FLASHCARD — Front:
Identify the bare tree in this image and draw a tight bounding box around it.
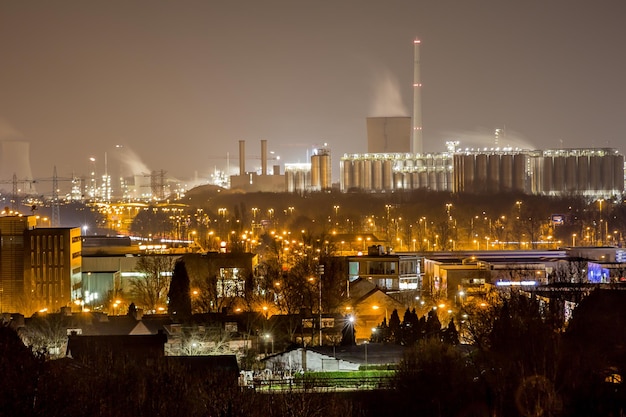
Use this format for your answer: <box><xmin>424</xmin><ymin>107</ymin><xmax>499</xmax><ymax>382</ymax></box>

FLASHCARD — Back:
<box><xmin>129</xmin><ymin>255</ymin><xmax>177</xmax><ymax>312</ymax></box>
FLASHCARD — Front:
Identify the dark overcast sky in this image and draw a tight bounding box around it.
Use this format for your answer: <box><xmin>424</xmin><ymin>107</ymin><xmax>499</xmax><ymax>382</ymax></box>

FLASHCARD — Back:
<box><xmin>0</xmin><ymin>0</ymin><xmax>624</xmax><ymax>182</ymax></box>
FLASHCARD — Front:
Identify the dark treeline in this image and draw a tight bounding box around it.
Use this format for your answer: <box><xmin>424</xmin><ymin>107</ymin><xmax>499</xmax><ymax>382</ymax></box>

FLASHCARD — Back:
<box><xmin>2</xmin><ymin>289</ymin><xmax>625</xmax><ymax>417</ymax></box>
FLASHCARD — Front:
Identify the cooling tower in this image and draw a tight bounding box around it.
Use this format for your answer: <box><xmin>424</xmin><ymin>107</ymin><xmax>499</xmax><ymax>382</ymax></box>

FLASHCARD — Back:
<box><xmin>367</xmin><ymin>117</ymin><xmax>411</xmax><ymax>153</ymax></box>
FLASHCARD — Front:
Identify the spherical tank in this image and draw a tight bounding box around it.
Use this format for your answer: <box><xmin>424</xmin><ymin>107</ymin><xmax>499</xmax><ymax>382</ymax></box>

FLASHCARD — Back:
<box><xmin>500</xmin><ymin>154</ymin><xmax>513</xmax><ymax>191</ymax></box>
<box><xmin>373</xmin><ymin>159</ymin><xmax>383</xmax><ymax>191</ymax></box>
<box><xmin>589</xmin><ymin>155</ymin><xmax>601</xmax><ymax>191</ymax></box>
<box><xmin>488</xmin><ymin>154</ymin><xmax>501</xmax><ymax>193</ymax></box>
<box><xmin>513</xmin><ymin>154</ymin><xmax>527</xmax><ymax>192</ymax></box>
<box><xmin>565</xmin><ymin>155</ymin><xmax>578</xmax><ymax>192</ymax></box>
<box><xmin>383</xmin><ymin>160</ymin><xmax>393</xmax><ymax>191</ymax></box>
<box><xmin>577</xmin><ymin>156</ymin><xmax>589</xmax><ymax>192</ymax></box>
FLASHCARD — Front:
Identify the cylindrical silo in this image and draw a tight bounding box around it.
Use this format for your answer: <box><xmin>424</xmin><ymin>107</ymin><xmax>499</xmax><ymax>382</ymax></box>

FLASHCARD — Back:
<box><xmin>383</xmin><ymin>160</ymin><xmax>393</xmax><ymax>191</ymax></box>
<box><xmin>553</xmin><ymin>156</ymin><xmax>565</xmax><ymax>193</ymax></box>
<box><xmin>372</xmin><ymin>159</ymin><xmax>383</xmax><ymax>191</ymax></box>
<box><xmin>437</xmin><ymin>170</ymin><xmax>446</xmax><ymax>191</ymax></box>
<box><xmin>353</xmin><ymin>159</ymin><xmax>364</xmax><ymax>190</ymax></box>
<box><xmin>513</xmin><ymin>154</ymin><xmax>527</xmax><ymax>192</ymax></box>
<box><xmin>475</xmin><ymin>153</ymin><xmax>488</xmax><ymax>193</ymax></box>
<box><xmin>363</xmin><ymin>159</ymin><xmax>372</xmax><ymax>191</ymax></box>
<box><xmin>500</xmin><ymin>154</ymin><xmax>513</xmax><ymax>191</ymax></box>
<box><xmin>428</xmin><ymin>170</ymin><xmax>438</xmax><ymax>191</ymax></box>
<box><xmin>565</xmin><ymin>155</ymin><xmax>577</xmax><ymax>192</ymax></box>
<box><xmin>542</xmin><ymin>156</ymin><xmax>553</xmax><ymax>193</ymax></box>
<box><xmin>419</xmin><ymin>171</ymin><xmax>428</xmax><ymax>189</ymax></box>
<box><xmin>577</xmin><ymin>155</ymin><xmax>589</xmax><ymax>192</ymax></box>
<box><xmin>285</xmin><ymin>170</ymin><xmax>295</xmax><ymax>193</ymax></box>
<box><xmin>341</xmin><ymin>159</ymin><xmax>353</xmax><ymax>191</ymax></box>
<box><xmin>488</xmin><ymin>154</ymin><xmax>501</xmax><ymax>193</ymax></box>
<box><xmin>614</xmin><ymin>154</ymin><xmax>625</xmax><ymax>193</ymax></box>
<box><xmin>601</xmin><ymin>153</ymin><xmax>614</xmax><ymax>191</ymax></box>
<box><xmin>589</xmin><ymin>155</ymin><xmax>602</xmax><ymax>190</ymax></box>
<box><xmin>463</xmin><ymin>154</ymin><xmax>476</xmax><ymax>193</ymax></box>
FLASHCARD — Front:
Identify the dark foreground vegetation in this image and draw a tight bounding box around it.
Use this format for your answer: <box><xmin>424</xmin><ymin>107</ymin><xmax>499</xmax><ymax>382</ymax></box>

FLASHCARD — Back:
<box><xmin>2</xmin><ymin>289</ymin><xmax>626</xmax><ymax>417</ymax></box>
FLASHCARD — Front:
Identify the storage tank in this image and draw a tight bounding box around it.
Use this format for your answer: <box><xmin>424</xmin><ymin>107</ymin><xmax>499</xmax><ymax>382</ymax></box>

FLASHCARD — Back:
<box><xmin>577</xmin><ymin>156</ymin><xmax>589</xmax><ymax>192</ymax></box>
<box><xmin>341</xmin><ymin>159</ymin><xmax>353</xmax><ymax>191</ymax></box>
<box><xmin>437</xmin><ymin>170</ymin><xmax>446</xmax><ymax>191</ymax></box>
<box><xmin>542</xmin><ymin>156</ymin><xmax>553</xmax><ymax>193</ymax></box>
<box><xmin>383</xmin><ymin>159</ymin><xmax>393</xmax><ymax>191</ymax></box>
<box><xmin>601</xmin><ymin>153</ymin><xmax>614</xmax><ymax>191</ymax></box>
<box><xmin>311</xmin><ymin>153</ymin><xmax>321</xmax><ymax>191</ymax></box>
<box><xmin>488</xmin><ymin>154</ymin><xmax>501</xmax><ymax>193</ymax></box>
<box><xmin>428</xmin><ymin>170</ymin><xmax>438</xmax><ymax>190</ymax></box>
<box><xmin>446</xmin><ymin>170</ymin><xmax>454</xmax><ymax>192</ymax></box>
<box><xmin>553</xmin><ymin>156</ymin><xmax>566</xmax><ymax>192</ymax></box>
<box><xmin>565</xmin><ymin>155</ymin><xmax>577</xmax><ymax>192</ymax></box>
<box><xmin>393</xmin><ymin>172</ymin><xmax>404</xmax><ymax>190</ymax></box>
<box><xmin>411</xmin><ymin>171</ymin><xmax>420</xmax><ymax>189</ymax></box>
<box><xmin>285</xmin><ymin>170</ymin><xmax>295</xmax><ymax>193</ymax></box>
<box><xmin>475</xmin><ymin>154</ymin><xmax>488</xmax><ymax>193</ymax></box>
<box><xmin>614</xmin><ymin>154</ymin><xmax>625</xmax><ymax>193</ymax></box>
<box><xmin>463</xmin><ymin>154</ymin><xmax>476</xmax><ymax>193</ymax></box>
<box><xmin>513</xmin><ymin>154</ymin><xmax>527</xmax><ymax>192</ymax></box>
<box><xmin>500</xmin><ymin>154</ymin><xmax>513</xmax><ymax>190</ymax></box>
<box><xmin>353</xmin><ymin>159</ymin><xmax>364</xmax><ymax>190</ymax></box>
<box><xmin>372</xmin><ymin>159</ymin><xmax>383</xmax><ymax>191</ymax></box>
<box><xmin>363</xmin><ymin>159</ymin><xmax>372</xmax><ymax>191</ymax></box>
<box><xmin>589</xmin><ymin>155</ymin><xmax>602</xmax><ymax>190</ymax></box>
<box><xmin>419</xmin><ymin>171</ymin><xmax>429</xmax><ymax>189</ymax></box>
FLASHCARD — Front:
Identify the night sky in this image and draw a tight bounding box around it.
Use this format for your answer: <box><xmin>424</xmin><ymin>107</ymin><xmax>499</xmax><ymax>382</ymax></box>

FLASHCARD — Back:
<box><xmin>0</xmin><ymin>1</ymin><xmax>624</xmax><ymax>183</ymax></box>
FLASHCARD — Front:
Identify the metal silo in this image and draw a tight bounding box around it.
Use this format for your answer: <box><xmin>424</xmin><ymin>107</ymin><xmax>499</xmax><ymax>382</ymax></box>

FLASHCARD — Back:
<box><xmin>341</xmin><ymin>159</ymin><xmax>353</xmax><ymax>191</ymax></box>
<box><xmin>601</xmin><ymin>153</ymin><xmax>614</xmax><ymax>191</ymax></box>
<box><xmin>577</xmin><ymin>155</ymin><xmax>589</xmax><ymax>192</ymax></box>
<box><xmin>488</xmin><ymin>154</ymin><xmax>501</xmax><ymax>193</ymax></box>
<box><xmin>553</xmin><ymin>156</ymin><xmax>565</xmax><ymax>193</ymax></box>
<box><xmin>428</xmin><ymin>170</ymin><xmax>438</xmax><ymax>190</ymax></box>
<box><xmin>513</xmin><ymin>154</ymin><xmax>527</xmax><ymax>192</ymax></box>
<box><xmin>565</xmin><ymin>155</ymin><xmax>578</xmax><ymax>192</ymax></box>
<box><xmin>589</xmin><ymin>155</ymin><xmax>602</xmax><ymax>191</ymax></box>
<box><xmin>446</xmin><ymin>170</ymin><xmax>453</xmax><ymax>192</ymax></box>
<box><xmin>500</xmin><ymin>154</ymin><xmax>513</xmax><ymax>191</ymax></box>
<box><xmin>372</xmin><ymin>159</ymin><xmax>383</xmax><ymax>191</ymax></box>
<box><xmin>353</xmin><ymin>159</ymin><xmax>364</xmax><ymax>190</ymax></box>
<box><xmin>475</xmin><ymin>153</ymin><xmax>488</xmax><ymax>193</ymax></box>
<box><xmin>383</xmin><ymin>159</ymin><xmax>393</xmax><ymax>191</ymax></box>
<box><xmin>285</xmin><ymin>170</ymin><xmax>295</xmax><ymax>193</ymax></box>
<box><xmin>411</xmin><ymin>171</ymin><xmax>420</xmax><ymax>189</ymax></box>
<box><xmin>463</xmin><ymin>154</ymin><xmax>476</xmax><ymax>193</ymax></box>
<box><xmin>437</xmin><ymin>170</ymin><xmax>446</xmax><ymax>191</ymax></box>
<box><xmin>419</xmin><ymin>171</ymin><xmax>429</xmax><ymax>189</ymax></box>
<box><xmin>542</xmin><ymin>156</ymin><xmax>553</xmax><ymax>193</ymax></box>
<box><xmin>363</xmin><ymin>158</ymin><xmax>372</xmax><ymax>191</ymax></box>
<box><xmin>614</xmin><ymin>154</ymin><xmax>625</xmax><ymax>193</ymax></box>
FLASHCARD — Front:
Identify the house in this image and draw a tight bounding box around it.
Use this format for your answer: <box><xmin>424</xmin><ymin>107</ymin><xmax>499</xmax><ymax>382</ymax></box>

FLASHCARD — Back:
<box><xmin>66</xmin><ymin>331</ymin><xmax>168</xmax><ymax>366</ymax></box>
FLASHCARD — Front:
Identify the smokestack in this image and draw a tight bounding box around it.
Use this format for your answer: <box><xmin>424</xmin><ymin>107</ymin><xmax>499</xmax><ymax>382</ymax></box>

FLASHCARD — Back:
<box><xmin>411</xmin><ymin>39</ymin><xmax>423</xmax><ymax>155</ymax></box>
<box><xmin>238</xmin><ymin>140</ymin><xmax>245</xmax><ymax>175</ymax></box>
<box><xmin>261</xmin><ymin>139</ymin><xmax>268</xmax><ymax>176</ymax></box>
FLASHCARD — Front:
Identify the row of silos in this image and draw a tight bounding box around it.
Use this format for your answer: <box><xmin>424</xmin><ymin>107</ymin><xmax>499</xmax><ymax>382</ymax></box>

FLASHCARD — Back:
<box><xmin>453</xmin><ymin>152</ymin><xmax>532</xmax><ymax>193</ymax></box>
<box><xmin>340</xmin><ymin>154</ymin><xmax>454</xmax><ymax>192</ymax></box>
<box><xmin>537</xmin><ymin>152</ymin><xmax>624</xmax><ymax>195</ymax></box>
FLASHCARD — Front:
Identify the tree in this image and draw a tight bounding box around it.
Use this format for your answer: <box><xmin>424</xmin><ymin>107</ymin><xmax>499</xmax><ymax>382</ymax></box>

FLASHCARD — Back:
<box><xmin>129</xmin><ymin>255</ymin><xmax>176</xmax><ymax>312</ymax></box>
<box><xmin>167</xmin><ymin>259</ymin><xmax>192</xmax><ymax>320</ymax></box>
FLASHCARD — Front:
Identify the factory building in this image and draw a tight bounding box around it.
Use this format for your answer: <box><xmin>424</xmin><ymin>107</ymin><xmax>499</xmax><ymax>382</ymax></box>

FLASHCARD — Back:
<box><xmin>0</xmin><ymin>215</ymin><xmax>82</xmax><ymax>315</ymax></box>
<box><xmin>229</xmin><ymin>140</ymin><xmax>285</xmax><ymax>192</ymax></box>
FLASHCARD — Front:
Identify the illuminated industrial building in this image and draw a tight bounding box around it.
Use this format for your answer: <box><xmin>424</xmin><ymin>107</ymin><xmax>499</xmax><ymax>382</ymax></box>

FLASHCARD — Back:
<box><xmin>0</xmin><ymin>215</ymin><xmax>82</xmax><ymax>314</ymax></box>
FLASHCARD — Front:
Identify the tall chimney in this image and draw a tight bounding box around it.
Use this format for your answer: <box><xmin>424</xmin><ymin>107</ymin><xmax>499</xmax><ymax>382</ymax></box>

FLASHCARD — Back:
<box><xmin>238</xmin><ymin>140</ymin><xmax>245</xmax><ymax>175</ymax></box>
<box><xmin>411</xmin><ymin>39</ymin><xmax>423</xmax><ymax>155</ymax></box>
<box><xmin>261</xmin><ymin>139</ymin><xmax>268</xmax><ymax>176</ymax></box>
